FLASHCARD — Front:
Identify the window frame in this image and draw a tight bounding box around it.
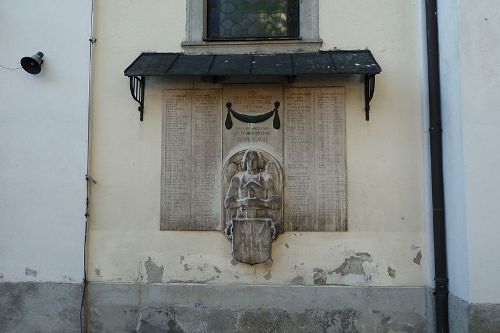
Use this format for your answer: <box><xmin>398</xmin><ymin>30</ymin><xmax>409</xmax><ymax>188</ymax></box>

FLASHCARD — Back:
<box><xmin>204</xmin><ymin>0</ymin><xmax>301</xmax><ymax>41</ymax></box>
<box><xmin>183</xmin><ymin>0</ymin><xmax>321</xmax><ymax>54</ymax></box>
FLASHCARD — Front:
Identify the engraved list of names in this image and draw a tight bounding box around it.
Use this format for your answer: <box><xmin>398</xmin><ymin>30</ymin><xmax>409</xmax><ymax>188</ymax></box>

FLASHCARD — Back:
<box><xmin>161</xmin><ymin>90</ymin><xmax>222</xmax><ymax>230</ymax></box>
<box><xmin>284</xmin><ymin>87</ymin><xmax>347</xmax><ymax>232</ymax></box>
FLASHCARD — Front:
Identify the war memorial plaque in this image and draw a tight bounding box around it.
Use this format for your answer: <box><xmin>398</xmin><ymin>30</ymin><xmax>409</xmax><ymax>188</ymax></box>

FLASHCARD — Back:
<box><xmin>160</xmin><ymin>85</ymin><xmax>346</xmax><ymax>261</ymax></box>
<box><xmin>161</xmin><ymin>90</ymin><xmax>222</xmax><ymax>230</ymax></box>
<box><xmin>284</xmin><ymin>87</ymin><xmax>346</xmax><ymax>232</ymax></box>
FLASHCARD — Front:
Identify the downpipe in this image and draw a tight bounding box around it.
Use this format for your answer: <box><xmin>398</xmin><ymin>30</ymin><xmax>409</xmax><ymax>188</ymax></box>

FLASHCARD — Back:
<box><xmin>424</xmin><ymin>0</ymin><xmax>449</xmax><ymax>332</ymax></box>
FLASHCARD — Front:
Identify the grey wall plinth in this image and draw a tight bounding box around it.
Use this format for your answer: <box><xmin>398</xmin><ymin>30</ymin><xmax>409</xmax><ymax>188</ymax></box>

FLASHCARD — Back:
<box><xmin>449</xmin><ymin>293</ymin><xmax>469</xmax><ymax>333</ymax></box>
<box><xmin>450</xmin><ymin>293</ymin><xmax>500</xmax><ymax>333</ymax></box>
<box><xmin>0</xmin><ymin>282</ymin><xmax>442</xmax><ymax>332</ymax></box>
<box><xmin>0</xmin><ymin>282</ymin><xmax>83</xmax><ymax>333</ymax></box>
<box><xmin>87</xmin><ymin>283</ymin><xmax>430</xmax><ymax>332</ymax></box>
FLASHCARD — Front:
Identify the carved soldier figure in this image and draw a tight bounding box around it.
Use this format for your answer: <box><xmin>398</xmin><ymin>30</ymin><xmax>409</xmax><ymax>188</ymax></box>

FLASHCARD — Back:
<box><xmin>223</xmin><ymin>149</ymin><xmax>282</xmax><ymax>264</ymax></box>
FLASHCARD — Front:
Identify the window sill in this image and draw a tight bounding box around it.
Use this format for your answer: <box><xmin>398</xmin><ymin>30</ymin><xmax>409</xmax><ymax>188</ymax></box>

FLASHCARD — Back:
<box><xmin>181</xmin><ymin>39</ymin><xmax>323</xmax><ymax>55</ymax></box>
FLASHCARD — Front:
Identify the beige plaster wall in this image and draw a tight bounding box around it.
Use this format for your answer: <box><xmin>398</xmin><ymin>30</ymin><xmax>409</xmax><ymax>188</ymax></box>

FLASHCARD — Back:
<box><xmin>89</xmin><ymin>0</ymin><xmax>427</xmax><ymax>287</ymax></box>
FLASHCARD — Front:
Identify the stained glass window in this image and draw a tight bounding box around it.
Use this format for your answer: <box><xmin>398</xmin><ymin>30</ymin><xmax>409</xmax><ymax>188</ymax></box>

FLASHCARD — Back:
<box><xmin>207</xmin><ymin>0</ymin><xmax>299</xmax><ymax>40</ymax></box>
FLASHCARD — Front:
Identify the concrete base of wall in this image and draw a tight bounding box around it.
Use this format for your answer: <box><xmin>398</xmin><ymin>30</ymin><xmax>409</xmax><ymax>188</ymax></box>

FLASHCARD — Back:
<box><xmin>0</xmin><ymin>282</ymin><xmax>438</xmax><ymax>332</ymax></box>
<box><xmin>449</xmin><ymin>293</ymin><xmax>500</xmax><ymax>333</ymax></box>
<box><xmin>86</xmin><ymin>283</ymin><xmax>432</xmax><ymax>332</ymax></box>
<box><xmin>0</xmin><ymin>282</ymin><xmax>83</xmax><ymax>333</ymax></box>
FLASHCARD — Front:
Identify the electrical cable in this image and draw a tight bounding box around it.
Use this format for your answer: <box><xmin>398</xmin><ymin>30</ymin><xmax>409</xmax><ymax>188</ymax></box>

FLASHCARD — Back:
<box><xmin>0</xmin><ymin>64</ymin><xmax>21</xmax><ymax>71</ymax></box>
<box><xmin>80</xmin><ymin>0</ymin><xmax>96</xmax><ymax>331</ymax></box>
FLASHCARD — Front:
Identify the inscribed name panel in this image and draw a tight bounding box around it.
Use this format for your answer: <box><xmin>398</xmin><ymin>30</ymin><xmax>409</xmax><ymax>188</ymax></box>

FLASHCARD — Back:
<box><xmin>161</xmin><ymin>89</ymin><xmax>222</xmax><ymax>230</ymax></box>
<box><xmin>284</xmin><ymin>87</ymin><xmax>346</xmax><ymax>232</ymax></box>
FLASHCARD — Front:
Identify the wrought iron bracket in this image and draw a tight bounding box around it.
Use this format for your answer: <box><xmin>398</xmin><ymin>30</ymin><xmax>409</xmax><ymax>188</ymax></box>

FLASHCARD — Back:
<box><xmin>126</xmin><ymin>74</ymin><xmax>377</xmax><ymax>122</ymax></box>
<box><xmin>364</xmin><ymin>74</ymin><xmax>376</xmax><ymax>121</ymax></box>
<box><xmin>129</xmin><ymin>76</ymin><xmax>145</xmax><ymax>121</ymax></box>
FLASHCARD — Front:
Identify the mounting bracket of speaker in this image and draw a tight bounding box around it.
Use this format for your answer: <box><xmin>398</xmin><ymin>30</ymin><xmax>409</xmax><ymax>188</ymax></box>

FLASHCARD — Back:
<box><xmin>129</xmin><ymin>76</ymin><xmax>145</xmax><ymax>121</ymax></box>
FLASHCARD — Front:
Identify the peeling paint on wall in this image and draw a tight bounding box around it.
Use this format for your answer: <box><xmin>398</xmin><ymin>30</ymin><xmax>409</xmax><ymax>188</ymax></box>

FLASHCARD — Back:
<box><xmin>144</xmin><ymin>257</ymin><xmax>164</xmax><ymax>283</ymax></box>
<box><xmin>387</xmin><ymin>267</ymin><xmax>396</xmax><ymax>279</ymax></box>
<box><xmin>94</xmin><ymin>269</ymin><xmax>101</xmax><ymax>277</ymax></box>
<box><xmin>136</xmin><ymin>261</ymin><xmax>144</xmax><ymax>282</ymax></box>
<box><xmin>264</xmin><ymin>271</ymin><xmax>272</xmax><ymax>280</ymax></box>
<box><xmin>290</xmin><ymin>276</ymin><xmax>305</xmax><ymax>285</ymax></box>
<box><xmin>264</xmin><ymin>258</ymin><xmax>273</xmax><ymax>268</ymax></box>
<box><xmin>413</xmin><ymin>251</ymin><xmax>422</xmax><ymax>265</ymax></box>
<box><xmin>167</xmin><ymin>276</ymin><xmax>218</xmax><ymax>284</ymax></box>
<box><xmin>313</xmin><ymin>268</ymin><xmax>327</xmax><ymax>285</ymax></box>
<box><xmin>25</xmin><ymin>267</ymin><xmax>37</xmax><ymax>278</ymax></box>
<box><xmin>62</xmin><ymin>275</ymin><xmax>73</xmax><ymax>282</ymax></box>
<box><xmin>331</xmin><ymin>253</ymin><xmax>372</xmax><ymax>277</ymax></box>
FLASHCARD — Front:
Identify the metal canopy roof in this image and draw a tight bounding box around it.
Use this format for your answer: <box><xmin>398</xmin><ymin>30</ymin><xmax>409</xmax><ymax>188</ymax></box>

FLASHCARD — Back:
<box><xmin>124</xmin><ymin>50</ymin><xmax>381</xmax><ymax>122</ymax></box>
<box><xmin>124</xmin><ymin>50</ymin><xmax>381</xmax><ymax>77</ymax></box>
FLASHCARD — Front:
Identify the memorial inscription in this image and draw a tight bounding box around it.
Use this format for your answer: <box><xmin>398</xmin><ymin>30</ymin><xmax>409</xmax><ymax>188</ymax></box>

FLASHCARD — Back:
<box><xmin>223</xmin><ymin>85</ymin><xmax>283</xmax><ymax>164</ymax></box>
<box><xmin>160</xmin><ymin>86</ymin><xmax>347</xmax><ymax>237</ymax></box>
<box><xmin>161</xmin><ymin>90</ymin><xmax>222</xmax><ymax>231</ymax></box>
<box><xmin>284</xmin><ymin>87</ymin><xmax>347</xmax><ymax>232</ymax></box>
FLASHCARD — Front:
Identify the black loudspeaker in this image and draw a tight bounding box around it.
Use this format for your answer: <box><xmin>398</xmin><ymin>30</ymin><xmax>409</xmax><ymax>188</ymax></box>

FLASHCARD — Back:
<box><xmin>21</xmin><ymin>52</ymin><xmax>44</xmax><ymax>74</ymax></box>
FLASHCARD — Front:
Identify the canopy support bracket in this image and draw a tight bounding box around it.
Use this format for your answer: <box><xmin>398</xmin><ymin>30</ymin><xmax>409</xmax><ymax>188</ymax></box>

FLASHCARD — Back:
<box><xmin>364</xmin><ymin>74</ymin><xmax>376</xmax><ymax>121</ymax></box>
<box><xmin>129</xmin><ymin>76</ymin><xmax>145</xmax><ymax>121</ymax></box>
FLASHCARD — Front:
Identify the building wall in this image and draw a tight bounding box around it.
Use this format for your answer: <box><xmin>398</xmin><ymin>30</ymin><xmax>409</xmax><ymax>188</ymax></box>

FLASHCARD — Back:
<box><xmin>1</xmin><ymin>0</ymin><xmax>498</xmax><ymax>331</ymax></box>
<box><xmin>0</xmin><ymin>0</ymin><xmax>90</xmax><ymax>284</ymax></box>
<box><xmin>0</xmin><ymin>1</ymin><xmax>91</xmax><ymax>331</ymax></box>
<box><xmin>440</xmin><ymin>0</ymin><xmax>500</xmax><ymax>305</ymax></box>
<box><xmin>439</xmin><ymin>0</ymin><xmax>500</xmax><ymax>331</ymax></box>
<box><xmin>459</xmin><ymin>0</ymin><xmax>500</xmax><ymax>305</ymax></box>
<box><xmin>88</xmin><ymin>0</ymin><xmax>428</xmax><ymax>288</ymax></box>
<box><xmin>0</xmin><ymin>0</ymin><xmax>438</xmax><ymax>331</ymax></box>
<box><xmin>438</xmin><ymin>0</ymin><xmax>470</xmax><ymax>303</ymax></box>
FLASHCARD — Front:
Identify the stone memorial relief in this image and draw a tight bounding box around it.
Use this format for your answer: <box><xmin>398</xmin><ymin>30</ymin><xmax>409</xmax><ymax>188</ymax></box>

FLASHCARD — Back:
<box><xmin>222</xmin><ymin>84</ymin><xmax>284</xmax><ymax>165</ymax></box>
<box><xmin>284</xmin><ymin>87</ymin><xmax>347</xmax><ymax>232</ymax></box>
<box><xmin>159</xmin><ymin>85</ymin><xmax>346</xmax><ymax>262</ymax></box>
<box><xmin>161</xmin><ymin>89</ymin><xmax>222</xmax><ymax>230</ymax></box>
<box><xmin>223</xmin><ymin>150</ymin><xmax>283</xmax><ymax>264</ymax></box>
